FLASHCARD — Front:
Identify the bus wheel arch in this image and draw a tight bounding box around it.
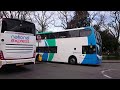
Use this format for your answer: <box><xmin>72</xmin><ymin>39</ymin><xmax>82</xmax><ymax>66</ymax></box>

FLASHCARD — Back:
<box><xmin>68</xmin><ymin>55</ymin><xmax>77</xmax><ymax>65</ymax></box>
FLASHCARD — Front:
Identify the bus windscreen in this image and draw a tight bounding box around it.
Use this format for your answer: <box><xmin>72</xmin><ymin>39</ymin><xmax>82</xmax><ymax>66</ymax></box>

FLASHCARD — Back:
<box><xmin>1</xmin><ymin>18</ymin><xmax>35</xmax><ymax>35</ymax></box>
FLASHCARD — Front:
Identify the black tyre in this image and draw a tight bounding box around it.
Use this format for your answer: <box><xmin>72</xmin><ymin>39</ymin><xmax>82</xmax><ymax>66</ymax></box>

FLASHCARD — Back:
<box><xmin>68</xmin><ymin>56</ymin><xmax>77</xmax><ymax>65</ymax></box>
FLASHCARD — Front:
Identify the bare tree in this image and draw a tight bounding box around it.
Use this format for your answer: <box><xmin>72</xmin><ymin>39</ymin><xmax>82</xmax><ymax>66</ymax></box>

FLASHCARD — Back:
<box><xmin>33</xmin><ymin>11</ymin><xmax>54</xmax><ymax>32</ymax></box>
<box><xmin>107</xmin><ymin>11</ymin><xmax>120</xmax><ymax>40</ymax></box>
<box><xmin>69</xmin><ymin>11</ymin><xmax>90</xmax><ymax>28</ymax></box>
<box><xmin>0</xmin><ymin>11</ymin><xmax>31</xmax><ymax>20</ymax></box>
<box><xmin>27</xmin><ymin>11</ymin><xmax>34</xmax><ymax>22</ymax></box>
<box><xmin>105</xmin><ymin>11</ymin><xmax>120</xmax><ymax>54</ymax></box>
<box><xmin>88</xmin><ymin>11</ymin><xmax>99</xmax><ymax>26</ymax></box>
<box><xmin>88</xmin><ymin>11</ymin><xmax>106</xmax><ymax>31</ymax></box>
<box><xmin>92</xmin><ymin>11</ymin><xmax>120</xmax><ymax>54</ymax></box>
<box><xmin>95</xmin><ymin>14</ymin><xmax>106</xmax><ymax>31</ymax></box>
<box><xmin>2</xmin><ymin>11</ymin><xmax>9</xmax><ymax>18</ymax></box>
<box><xmin>54</xmin><ymin>11</ymin><xmax>74</xmax><ymax>29</ymax></box>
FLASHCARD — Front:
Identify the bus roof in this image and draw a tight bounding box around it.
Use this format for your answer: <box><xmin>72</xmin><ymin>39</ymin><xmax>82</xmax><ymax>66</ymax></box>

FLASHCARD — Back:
<box><xmin>1</xmin><ymin>18</ymin><xmax>34</xmax><ymax>25</ymax></box>
<box><xmin>37</xmin><ymin>26</ymin><xmax>94</xmax><ymax>34</ymax></box>
<box><xmin>37</xmin><ymin>31</ymin><xmax>53</xmax><ymax>34</ymax></box>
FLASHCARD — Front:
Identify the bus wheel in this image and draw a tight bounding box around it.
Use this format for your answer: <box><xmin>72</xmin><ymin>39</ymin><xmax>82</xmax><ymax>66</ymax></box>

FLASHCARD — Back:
<box><xmin>68</xmin><ymin>56</ymin><xmax>77</xmax><ymax>65</ymax></box>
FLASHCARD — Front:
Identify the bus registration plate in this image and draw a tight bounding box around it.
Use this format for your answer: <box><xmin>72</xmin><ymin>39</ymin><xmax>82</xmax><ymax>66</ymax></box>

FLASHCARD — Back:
<box><xmin>16</xmin><ymin>63</ymin><xmax>24</xmax><ymax>66</ymax></box>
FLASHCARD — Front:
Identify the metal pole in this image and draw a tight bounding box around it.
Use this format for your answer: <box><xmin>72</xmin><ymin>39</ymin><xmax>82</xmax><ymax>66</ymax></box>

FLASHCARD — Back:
<box><xmin>38</xmin><ymin>41</ymin><xmax>39</xmax><ymax>54</ymax></box>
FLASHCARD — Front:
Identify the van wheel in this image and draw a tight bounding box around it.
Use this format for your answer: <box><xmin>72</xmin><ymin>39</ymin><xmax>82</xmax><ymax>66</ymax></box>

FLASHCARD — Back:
<box><xmin>68</xmin><ymin>56</ymin><xmax>77</xmax><ymax>65</ymax></box>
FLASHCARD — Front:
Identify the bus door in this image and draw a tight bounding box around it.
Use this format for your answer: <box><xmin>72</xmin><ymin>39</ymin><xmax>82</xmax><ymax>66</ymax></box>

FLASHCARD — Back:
<box><xmin>82</xmin><ymin>45</ymin><xmax>96</xmax><ymax>64</ymax></box>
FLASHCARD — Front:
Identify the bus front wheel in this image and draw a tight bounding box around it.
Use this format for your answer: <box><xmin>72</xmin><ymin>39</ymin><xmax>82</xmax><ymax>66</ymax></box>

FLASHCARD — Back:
<box><xmin>68</xmin><ymin>56</ymin><xmax>77</xmax><ymax>65</ymax></box>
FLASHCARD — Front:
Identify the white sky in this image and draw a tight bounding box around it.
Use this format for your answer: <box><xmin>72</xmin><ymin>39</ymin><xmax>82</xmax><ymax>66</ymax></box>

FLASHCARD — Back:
<box><xmin>32</xmin><ymin>11</ymin><xmax>74</xmax><ymax>32</ymax></box>
<box><xmin>34</xmin><ymin>11</ymin><xmax>112</xmax><ymax>32</ymax></box>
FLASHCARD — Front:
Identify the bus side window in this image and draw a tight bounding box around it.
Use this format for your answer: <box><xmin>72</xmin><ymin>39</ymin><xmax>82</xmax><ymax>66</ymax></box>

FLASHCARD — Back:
<box><xmin>49</xmin><ymin>33</ymin><xmax>56</xmax><ymax>39</ymax></box>
<box><xmin>82</xmin><ymin>45</ymin><xmax>96</xmax><ymax>54</ymax></box>
<box><xmin>59</xmin><ymin>32</ymin><xmax>67</xmax><ymax>38</ymax></box>
<box><xmin>44</xmin><ymin>34</ymin><xmax>48</xmax><ymax>39</ymax></box>
<box><xmin>40</xmin><ymin>34</ymin><xmax>44</xmax><ymax>39</ymax></box>
<box><xmin>55</xmin><ymin>32</ymin><xmax>59</xmax><ymax>38</ymax></box>
<box><xmin>1</xmin><ymin>20</ymin><xmax>7</xmax><ymax>33</ymax></box>
<box><xmin>40</xmin><ymin>34</ymin><xmax>49</xmax><ymax>39</ymax></box>
<box><xmin>69</xmin><ymin>30</ymin><xmax>79</xmax><ymax>37</ymax></box>
<box><xmin>80</xmin><ymin>30</ymin><xmax>91</xmax><ymax>37</ymax></box>
<box><xmin>45</xmin><ymin>37</ymin><xmax>47</xmax><ymax>39</ymax></box>
<box><xmin>44</xmin><ymin>47</ymin><xmax>49</xmax><ymax>53</ymax></box>
<box><xmin>49</xmin><ymin>46</ymin><xmax>57</xmax><ymax>53</ymax></box>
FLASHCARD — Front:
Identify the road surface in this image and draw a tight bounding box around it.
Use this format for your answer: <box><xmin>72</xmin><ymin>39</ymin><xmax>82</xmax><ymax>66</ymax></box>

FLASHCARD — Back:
<box><xmin>0</xmin><ymin>61</ymin><xmax>120</xmax><ymax>79</ymax></box>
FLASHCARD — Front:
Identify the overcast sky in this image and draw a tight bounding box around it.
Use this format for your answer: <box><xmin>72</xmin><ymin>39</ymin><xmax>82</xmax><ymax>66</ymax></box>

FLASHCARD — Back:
<box><xmin>32</xmin><ymin>11</ymin><xmax>74</xmax><ymax>32</ymax></box>
<box><xmin>30</xmin><ymin>11</ymin><xmax>111</xmax><ymax>32</ymax></box>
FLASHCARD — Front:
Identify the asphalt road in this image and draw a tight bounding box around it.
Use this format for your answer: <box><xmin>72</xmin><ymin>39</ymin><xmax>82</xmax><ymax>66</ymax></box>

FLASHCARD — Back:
<box><xmin>0</xmin><ymin>61</ymin><xmax>120</xmax><ymax>79</ymax></box>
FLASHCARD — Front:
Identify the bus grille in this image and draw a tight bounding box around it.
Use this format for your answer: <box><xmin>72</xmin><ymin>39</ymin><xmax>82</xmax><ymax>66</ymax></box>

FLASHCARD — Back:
<box><xmin>5</xmin><ymin>44</ymin><xmax>33</xmax><ymax>53</ymax></box>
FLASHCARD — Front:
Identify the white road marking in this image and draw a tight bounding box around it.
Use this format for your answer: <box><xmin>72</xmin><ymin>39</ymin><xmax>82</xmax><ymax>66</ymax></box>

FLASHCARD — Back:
<box><xmin>101</xmin><ymin>69</ymin><xmax>117</xmax><ymax>79</ymax></box>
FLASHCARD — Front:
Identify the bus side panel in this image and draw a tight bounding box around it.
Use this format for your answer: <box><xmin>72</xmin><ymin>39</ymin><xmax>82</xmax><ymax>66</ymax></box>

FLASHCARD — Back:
<box><xmin>45</xmin><ymin>39</ymin><xmax>56</xmax><ymax>61</ymax></box>
<box><xmin>81</xmin><ymin>54</ymin><xmax>100</xmax><ymax>65</ymax></box>
<box><xmin>51</xmin><ymin>37</ymin><xmax>88</xmax><ymax>63</ymax></box>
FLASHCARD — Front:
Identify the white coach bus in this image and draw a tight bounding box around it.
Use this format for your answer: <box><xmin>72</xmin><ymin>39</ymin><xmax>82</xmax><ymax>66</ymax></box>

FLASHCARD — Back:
<box><xmin>0</xmin><ymin>18</ymin><xmax>36</xmax><ymax>68</ymax></box>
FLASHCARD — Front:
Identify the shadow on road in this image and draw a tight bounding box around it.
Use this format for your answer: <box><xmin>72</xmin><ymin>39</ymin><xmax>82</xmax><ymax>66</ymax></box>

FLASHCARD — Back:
<box><xmin>37</xmin><ymin>61</ymin><xmax>101</xmax><ymax>67</ymax></box>
<box><xmin>0</xmin><ymin>65</ymin><xmax>31</xmax><ymax>75</ymax></box>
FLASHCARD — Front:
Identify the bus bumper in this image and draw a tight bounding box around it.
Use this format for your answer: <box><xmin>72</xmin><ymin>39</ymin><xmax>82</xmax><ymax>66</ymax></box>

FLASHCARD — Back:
<box><xmin>0</xmin><ymin>58</ymin><xmax>35</xmax><ymax>68</ymax></box>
